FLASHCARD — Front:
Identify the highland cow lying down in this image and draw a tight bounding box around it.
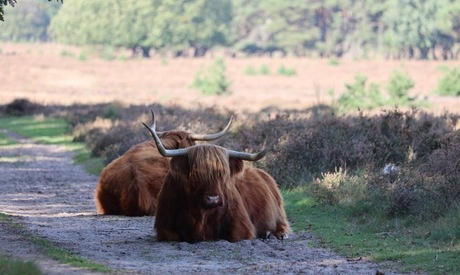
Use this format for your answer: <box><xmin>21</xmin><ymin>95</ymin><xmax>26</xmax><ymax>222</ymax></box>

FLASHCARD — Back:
<box><xmin>94</xmin><ymin>111</ymin><xmax>233</xmax><ymax>216</ymax></box>
<box><xmin>144</xmin><ymin>119</ymin><xmax>291</xmax><ymax>243</ymax></box>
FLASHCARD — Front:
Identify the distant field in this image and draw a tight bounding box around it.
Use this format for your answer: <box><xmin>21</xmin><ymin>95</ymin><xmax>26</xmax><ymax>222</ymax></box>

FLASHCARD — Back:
<box><xmin>1</xmin><ymin>43</ymin><xmax>459</xmax><ymax>113</ymax></box>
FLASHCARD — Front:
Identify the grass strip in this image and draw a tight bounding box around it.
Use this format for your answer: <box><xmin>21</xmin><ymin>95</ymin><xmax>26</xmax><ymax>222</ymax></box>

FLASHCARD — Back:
<box><xmin>282</xmin><ymin>186</ymin><xmax>460</xmax><ymax>275</ymax></box>
<box><xmin>0</xmin><ymin>213</ymin><xmax>111</xmax><ymax>273</ymax></box>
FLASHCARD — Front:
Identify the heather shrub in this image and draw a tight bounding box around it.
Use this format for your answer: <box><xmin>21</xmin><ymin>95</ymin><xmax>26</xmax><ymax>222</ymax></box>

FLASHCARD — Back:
<box><xmin>77</xmin><ymin>104</ymin><xmax>230</xmax><ymax>164</ymax></box>
<box><xmin>3</xmin><ymin>99</ymin><xmax>460</xmax><ymax>223</ymax></box>
<box><xmin>364</xmin><ymin>165</ymin><xmax>454</xmax><ymax>220</ymax></box>
<box><xmin>2</xmin><ymin>98</ymin><xmax>44</xmax><ymax>116</ymax></box>
<box><xmin>309</xmin><ymin>168</ymin><xmax>367</xmax><ymax>205</ymax></box>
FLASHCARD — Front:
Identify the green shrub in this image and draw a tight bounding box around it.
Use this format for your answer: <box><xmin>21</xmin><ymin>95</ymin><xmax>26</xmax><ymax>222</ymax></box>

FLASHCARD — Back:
<box><xmin>338</xmin><ymin>71</ymin><xmax>425</xmax><ymax>112</ymax></box>
<box><xmin>100</xmin><ymin>46</ymin><xmax>116</xmax><ymax>61</ymax></box>
<box><xmin>244</xmin><ymin>65</ymin><xmax>258</xmax><ymax>75</ymax></box>
<box><xmin>60</xmin><ymin>50</ymin><xmax>74</xmax><ymax>57</ymax></box>
<box><xmin>277</xmin><ymin>65</ymin><xmax>296</xmax><ymax>76</ymax></box>
<box><xmin>77</xmin><ymin>52</ymin><xmax>87</xmax><ymax>61</ymax></box>
<box><xmin>435</xmin><ymin>67</ymin><xmax>460</xmax><ymax>96</ymax></box>
<box><xmin>385</xmin><ymin>70</ymin><xmax>414</xmax><ymax>104</ymax></box>
<box><xmin>329</xmin><ymin>56</ymin><xmax>340</xmax><ymax>66</ymax></box>
<box><xmin>259</xmin><ymin>64</ymin><xmax>270</xmax><ymax>75</ymax></box>
<box><xmin>103</xmin><ymin>104</ymin><xmax>120</xmax><ymax>120</ymax></box>
<box><xmin>191</xmin><ymin>58</ymin><xmax>231</xmax><ymax>96</ymax></box>
<box><xmin>337</xmin><ymin>74</ymin><xmax>385</xmax><ymax>111</ymax></box>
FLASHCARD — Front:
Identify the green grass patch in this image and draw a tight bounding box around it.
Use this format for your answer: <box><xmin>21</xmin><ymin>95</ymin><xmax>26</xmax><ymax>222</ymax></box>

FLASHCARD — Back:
<box><xmin>29</xmin><ymin>237</ymin><xmax>111</xmax><ymax>272</ymax></box>
<box><xmin>0</xmin><ymin>131</ymin><xmax>17</xmax><ymax>146</ymax></box>
<box><xmin>0</xmin><ymin>116</ymin><xmax>72</xmax><ymax>144</ymax></box>
<box><xmin>282</xmin><ymin>186</ymin><xmax>460</xmax><ymax>275</ymax></box>
<box><xmin>0</xmin><ymin>115</ymin><xmax>103</xmax><ymax>175</ymax></box>
<box><xmin>0</xmin><ymin>213</ymin><xmax>111</xmax><ymax>273</ymax></box>
<box><xmin>72</xmin><ymin>144</ymin><xmax>105</xmax><ymax>175</ymax></box>
<box><xmin>0</xmin><ymin>256</ymin><xmax>42</xmax><ymax>275</ymax></box>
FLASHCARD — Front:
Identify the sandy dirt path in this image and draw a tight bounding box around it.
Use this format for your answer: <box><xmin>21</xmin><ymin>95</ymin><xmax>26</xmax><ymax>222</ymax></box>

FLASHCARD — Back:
<box><xmin>0</xmin><ymin>130</ymin><xmax>416</xmax><ymax>275</ymax></box>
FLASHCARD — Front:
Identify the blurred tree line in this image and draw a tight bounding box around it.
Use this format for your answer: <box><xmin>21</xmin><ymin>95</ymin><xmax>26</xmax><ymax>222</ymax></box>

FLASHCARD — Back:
<box><xmin>2</xmin><ymin>0</ymin><xmax>460</xmax><ymax>60</ymax></box>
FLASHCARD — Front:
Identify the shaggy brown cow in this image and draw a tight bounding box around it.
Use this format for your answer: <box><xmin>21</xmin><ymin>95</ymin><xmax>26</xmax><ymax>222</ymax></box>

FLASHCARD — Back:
<box><xmin>94</xmin><ymin>111</ymin><xmax>233</xmax><ymax>216</ymax></box>
<box><xmin>143</xmin><ymin>120</ymin><xmax>291</xmax><ymax>243</ymax></box>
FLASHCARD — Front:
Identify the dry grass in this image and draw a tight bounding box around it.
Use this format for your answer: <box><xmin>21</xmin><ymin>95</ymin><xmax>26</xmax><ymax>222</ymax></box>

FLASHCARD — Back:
<box><xmin>1</xmin><ymin>43</ymin><xmax>460</xmax><ymax>114</ymax></box>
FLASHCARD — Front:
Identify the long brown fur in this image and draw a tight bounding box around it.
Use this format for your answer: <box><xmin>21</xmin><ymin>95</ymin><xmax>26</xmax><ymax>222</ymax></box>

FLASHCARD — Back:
<box><xmin>154</xmin><ymin>144</ymin><xmax>290</xmax><ymax>242</ymax></box>
<box><xmin>236</xmin><ymin>167</ymin><xmax>291</xmax><ymax>239</ymax></box>
<box><xmin>94</xmin><ymin>131</ymin><xmax>196</xmax><ymax>216</ymax></box>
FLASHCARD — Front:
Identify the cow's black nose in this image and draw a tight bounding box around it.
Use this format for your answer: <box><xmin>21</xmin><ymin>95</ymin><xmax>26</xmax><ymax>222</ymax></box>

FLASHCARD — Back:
<box><xmin>203</xmin><ymin>194</ymin><xmax>222</xmax><ymax>208</ymax></box>
<box><xmin>207</xmin><ymin>195</ymin><xmax>220</xmax><ymax>204</ymax></box>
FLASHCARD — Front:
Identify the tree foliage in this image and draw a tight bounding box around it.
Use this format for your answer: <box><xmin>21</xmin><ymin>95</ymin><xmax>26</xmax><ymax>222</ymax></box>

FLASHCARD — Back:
<box><xmin>0</xmin><ymin>0</ymin><xmax>61</xmax><ymax>22</ymax></box>
<box><xmin>0</xmin><ymin>0</ymin><xmax>61</xmax><ymax>41</ymax></box>
<box><xmin>2</xmin><ymin>0</ymin><xmax>460</xmax><ymax>59</ymax></box>
<box><xmin>49</xmin><ymin>0</ymin><xmax>232</xmax><ymax>57</ymax></box>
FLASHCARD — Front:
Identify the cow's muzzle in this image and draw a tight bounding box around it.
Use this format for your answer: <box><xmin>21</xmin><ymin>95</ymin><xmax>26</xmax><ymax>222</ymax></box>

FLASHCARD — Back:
<box><xmin>204</xmin><ymin>194</ymin><xmax>222</xmax><ymax>208</ymax></box>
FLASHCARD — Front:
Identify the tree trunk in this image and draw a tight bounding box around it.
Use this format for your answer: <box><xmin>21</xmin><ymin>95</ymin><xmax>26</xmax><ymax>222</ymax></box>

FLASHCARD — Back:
<box><xmin>419</xmin><ymin>47</ymin><xmax>429</xmax><ymax>60</ymax></box>
<box><xmin>141</xmin><ymin>47</ymin><xmax>151</xmax><ymax>58</ymax></box>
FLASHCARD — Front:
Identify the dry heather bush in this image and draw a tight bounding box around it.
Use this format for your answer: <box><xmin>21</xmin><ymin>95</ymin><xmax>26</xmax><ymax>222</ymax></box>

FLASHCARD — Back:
<box><xmin>3</xmin><ymin>99</ymin><xmax>460</xmax><ymax>220</ymax></box>
<box><xmin>73</xmin><ymin>104</ymin><xmax>230</xmax><ymax>164</ymax></box>
<box><xmin>2</xmin><ymin>98</ymin><xmax>44</xmax><ymax>116</ymax></box>
<box><xmin>309</xmin><ymin>168</ymin><xmax>367</xmax><ymax>205</ymax></box>
<box><xmin>367</xmin><ymin>167</ymin><xmax>450</xmax><ymax>219</ymax></box>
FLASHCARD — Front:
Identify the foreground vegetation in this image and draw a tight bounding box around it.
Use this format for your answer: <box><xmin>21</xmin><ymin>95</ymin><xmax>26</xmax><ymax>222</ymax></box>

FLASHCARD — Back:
<box><xmin>0</xmin><ymin>100</ymin><xmax>459</xmax><ymax>274</ymax></box>
<box><xmin>0</xmin><ymin>255</ymin><xmax>42</xmax><ymax>275</ymax></box>
<box><xmin>0</xmin><ymin>212</ymin><xmax>110</xmax><ymax>274</ymax></box>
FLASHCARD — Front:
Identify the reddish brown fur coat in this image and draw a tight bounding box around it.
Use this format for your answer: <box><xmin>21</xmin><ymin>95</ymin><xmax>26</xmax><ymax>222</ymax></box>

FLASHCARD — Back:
<box><xmin>94</xmin><ymin>131</ymin><xmax>196</xmax><ymax>216</ymax></box>
<box><xmin>236</xmin><ymin>167</ymin><xmax>291</xmax><ymax>239</ymax></box>
<box><xmin>154</xmin><ymin>144</ymin><xmax>291</xmax><ymax>242</ymax></box>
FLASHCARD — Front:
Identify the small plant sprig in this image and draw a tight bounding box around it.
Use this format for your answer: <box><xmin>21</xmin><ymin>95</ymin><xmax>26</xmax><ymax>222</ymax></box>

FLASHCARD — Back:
<box><xmin>244</xmin><ymin>64</ymin><xmax>296</xmax><ymax>76</ymax></box>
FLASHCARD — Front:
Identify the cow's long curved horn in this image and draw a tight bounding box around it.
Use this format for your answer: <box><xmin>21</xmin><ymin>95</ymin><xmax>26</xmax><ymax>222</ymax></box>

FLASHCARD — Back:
<box><xmin>150</xmin><ymin>110</ymin><xmax>233</xmax><ymax>140</ymax></box>
<box><xmin>227</xmin><ymin>139</ymin><xmax>277</xmax><ymax>161</ymax></box>
<box><xmin>143</xmin><ymin>113</ymin><xmax>189</xmax><ymax>157</ymax></box>
<box><xmin>189</xmin><ymin>115</ymin><xmax>234</xmax><ymax>141</ymax></box>
<box><xmin>149</xmin><ymin>110</ymin><xmax>165</xmax><ymax>136</ymax></box>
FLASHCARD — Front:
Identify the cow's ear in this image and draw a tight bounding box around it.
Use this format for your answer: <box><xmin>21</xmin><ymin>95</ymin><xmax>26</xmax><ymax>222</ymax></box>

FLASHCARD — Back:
<box><xmin>228</xmin><ymin>158</ymin><xmax>244</xmax><ymax>176</ymax></box>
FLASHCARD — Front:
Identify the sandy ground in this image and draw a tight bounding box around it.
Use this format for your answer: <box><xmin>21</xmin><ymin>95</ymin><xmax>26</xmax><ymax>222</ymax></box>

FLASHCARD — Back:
<box><xmin>1</xmin><ymin>43</ymin><xmax>460</xmax><ymax>114</ymax></box>
<box><xmin>0</xmin><ymin>129</ymin><xmax>422</xmax><ymax>275</ymax></box>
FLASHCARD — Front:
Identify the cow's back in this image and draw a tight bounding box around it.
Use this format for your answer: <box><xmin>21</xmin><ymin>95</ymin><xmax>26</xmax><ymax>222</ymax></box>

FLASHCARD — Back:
<box><xmin>95</xmin><ymin>141</ymin><xmax>168</xmax><ymax>216</ymax></box>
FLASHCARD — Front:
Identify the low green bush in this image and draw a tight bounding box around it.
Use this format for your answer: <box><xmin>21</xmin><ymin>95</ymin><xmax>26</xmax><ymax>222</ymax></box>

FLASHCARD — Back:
<box><xmin>190</xmin><ymin>58</ymin><xmax>231</xmax><ymax>96</ymax></box>
<box><xmin>0</xmin><ymin>256</ymin><xmax>42</xmax><ymax>275</ymax></box>
<box><xmin>277</xmin><ymin>65</ymin><xmax>296</xmax><ymax>76</ymax></box>
<box><xmin>337</xmin><ymin>74</ymin><xmax>385</xmax><ymax>111</ymax></box>
<box><xmin>435</xmin><ymin>67</ymin><xmax>460</xmax><ymax>96</ymax></box>
<box><xmin>386</xmin><ymin>70</ymin><xmax>414</xmax><ymax>105</ymax></box>
<box><xmin>338</xmin><ymin>71</ymin><xmax>426</xmax><ymax>112</ymax></box>
<box><xmin>244</xmin><ymin>65</ymin><xmax>258</xmax><ymax>75</ymax></box>
<box><xmin>259</xmin><ymin>64</ymin><xmax>270</xmax><ymax>75</ymax></box>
